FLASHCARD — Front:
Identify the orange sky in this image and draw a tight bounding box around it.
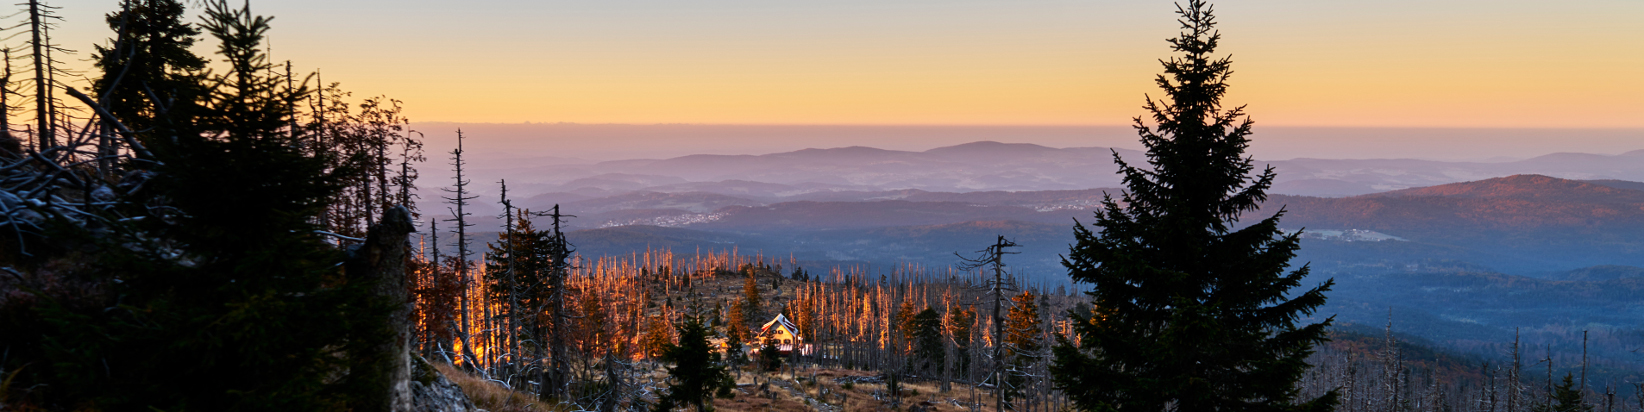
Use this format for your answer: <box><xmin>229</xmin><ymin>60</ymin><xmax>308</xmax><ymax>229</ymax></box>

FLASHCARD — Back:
<box><xmin>53</xmin><ymin>0</ymin><xmax>1644</xmax><ymax>128</ymax></box>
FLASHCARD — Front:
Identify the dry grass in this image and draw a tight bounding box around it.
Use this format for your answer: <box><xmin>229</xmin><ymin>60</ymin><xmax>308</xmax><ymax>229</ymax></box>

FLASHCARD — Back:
<box><xmin>708</xmin><ymin>366</ymin><xmax>1006</xmax><ymax>412</ymax></box>
<box><xmin>434</xmin><ymin>362</ymin><xmax>560</xmax><ymax>412</ymax></box>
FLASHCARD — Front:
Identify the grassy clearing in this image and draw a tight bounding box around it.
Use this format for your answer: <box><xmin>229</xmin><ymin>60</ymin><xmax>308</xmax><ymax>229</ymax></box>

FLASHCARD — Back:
<box><xmin>435</xmin><ymin>362</ymin><xmax>559</xmax><ymax>412</ymax></box>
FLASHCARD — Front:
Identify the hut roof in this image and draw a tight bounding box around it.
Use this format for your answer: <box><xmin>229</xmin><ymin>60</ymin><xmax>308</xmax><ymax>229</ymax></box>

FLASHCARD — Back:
<box><xmin>758</xmin><ymin>314</ymin><xmax>801</xmax><ymax>339</ymax></box>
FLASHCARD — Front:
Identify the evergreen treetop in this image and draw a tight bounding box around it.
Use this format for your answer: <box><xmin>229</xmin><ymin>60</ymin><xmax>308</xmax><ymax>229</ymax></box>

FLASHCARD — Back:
<box><xmin>1534</xmin><ymin>374</ymin><xmax>1590</xmax><ymax>412</ymax></box>
<box><xmin>727</xmin><ymin>297</ymin><xmax>751</xmax><ymax>341</ymax></box>
<box><xmin>1051</xmin><ymin>1</ymin><xmax>1336</xmax><ymax>411</ymax></box>
<box><xmin>908</xmin><ymin>307</ymin><xmax>944</xmax><ymax>375</ymax></box>
<box><xmin>93</xmin><ymin>0</ymin><xmax>207</xmax><ymax>136</ymax></box>
<box><xmin>196</xmin><ymin>0</ymin><xmax>299</xmax><ymax>140</ymax></box>
<box><xmin>1004</xmin><ymin>290</ymin><xmax>1042</xmax><ymax>360</ymax></box>
<box><xmin>656</xmin><ymin>315</ymin><xmax>736</xmax><ymax>412</ymax></box>
<box><xmin>742</xmin><ymin>271</ymin><xmax>762</xmax><ymax>322</ymax></box>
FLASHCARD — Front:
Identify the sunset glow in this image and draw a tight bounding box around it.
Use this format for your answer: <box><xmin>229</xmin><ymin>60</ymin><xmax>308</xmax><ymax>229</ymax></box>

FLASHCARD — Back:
<box><xmin>49</xmin><ymin>0</ymin><xmax>1641</xmax><ymax>128</ymax></box>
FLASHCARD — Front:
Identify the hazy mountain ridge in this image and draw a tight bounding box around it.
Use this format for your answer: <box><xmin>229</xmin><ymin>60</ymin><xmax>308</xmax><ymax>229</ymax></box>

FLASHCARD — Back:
<box><xmin>563</xmin><ymin>191</ymin><xmax>763</xmax><ymax>214</ymax></box>
<box><xmin>420</xmin><ymin>143</ymin><xmax>1644</xmax><ymax>233</ymax></box>
<box><xmin>699</xmin><ymin>200</ymin><xmax>1062</xmax><ymax>231</ymax></box>
<box><xmin>569</xmin><ymin>142</ymin><xmax>1143</xmax><ymax>191</ymax></box>
<box><xmin>1370</xmin><ymin>174</ymin><xmax>1644</xmax><ymax>201</ymax></box>
<box><xmin>1273</xmin><ymin>174</ymin><xmax>1644</xmax><ymax>237</ymax></box>
<box><xmin>1551</xmin><ymin>264</ymin><xmax>1644</xmax><ymax>281</ymax></box>
<box><xmin>449</xmin><ymin>141</ymin><xmax>1644</xmax><ymax>199</ymax></box>
<box><xmin>491</xmin><ymin>172</ymin><xmax>1644</xmax><ymax>275</ymax></box>
<box><xmin>548</xmin><ymin>173</ymin><xmax>1644</xmax><ymax>241</ymax></box>
<box><xmin>429</xmin><ymin>146</ymin><xmax>1644</xmax><ymax>278</ymax></box>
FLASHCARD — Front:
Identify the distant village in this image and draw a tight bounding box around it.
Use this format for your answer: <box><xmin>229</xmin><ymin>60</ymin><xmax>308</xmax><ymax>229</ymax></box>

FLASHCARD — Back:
<box><xmin>1282</xmin><ymin>228</ymin><xmax>1406</xmax><ymax>242</ymax></box>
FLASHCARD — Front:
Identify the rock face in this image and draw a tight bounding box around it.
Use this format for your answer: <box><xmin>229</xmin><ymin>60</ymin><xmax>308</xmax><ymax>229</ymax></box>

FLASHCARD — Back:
<box><xmin>407</xmin><ymin>356</ymin><xmax>483</xmax><ymax>412</ymax></box>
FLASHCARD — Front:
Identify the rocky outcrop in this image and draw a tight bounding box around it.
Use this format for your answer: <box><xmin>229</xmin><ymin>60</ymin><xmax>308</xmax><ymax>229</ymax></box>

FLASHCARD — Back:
<box><xmin>408</xmin><ymin>355</ymin><xmax>484</xmax><ymax>412</ymax></box>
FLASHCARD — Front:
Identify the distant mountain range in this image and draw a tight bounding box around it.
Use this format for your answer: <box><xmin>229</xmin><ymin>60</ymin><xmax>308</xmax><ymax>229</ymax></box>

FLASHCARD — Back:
<box><xmin>420</xmin><ymin>141</ymin><xmax>1644</xmax><ymax>240</ymax></box>
<box><xmin>1278</xmin><ymin>174</ymin><xmax>1644</xmax><ymax>235</ymax></box>
<box><xmin>494</xmin><ymin>173</ymin><xmax>1644</xmax><ymax>278</ymax></box>
<box><xmin>444</xmin><ymin>141</ymin><xmax>1644</xmax><ymax>201</ymax></box>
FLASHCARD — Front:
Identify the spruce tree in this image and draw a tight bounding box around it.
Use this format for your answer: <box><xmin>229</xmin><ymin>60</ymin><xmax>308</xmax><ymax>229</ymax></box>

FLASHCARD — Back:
<box><xmin>1003</xmin><ymin>291</ymin><xmax>1043</xmax><ymax>410</ymax></box>
<box><xmin>908</xmin><ymin>307</ymin><xmax>944</xmax><ymax>376</ymax></box>
<box><xmin>1533</xmin><ymin>374</ymin><xmax>1590</xmax><ymax>412</ymax></box>
<box><xmin>483</xmin><ymin>210</ymin><xmax>550</xmax><ymax>375</ymax></box>
<box><xmin>727</xmin><ymin>297</ymin><xmax>751</xmax><ymax>341</ymax></box>
<box><xmin>895</xmin><ymin>299</ymin><xmax>918</xmax><ymax>352</ymax></box>
<box><xmin>25</xmin><ymin>1</ymin><xmax>387</xmax><ymax>409</ymax></box>
<box><xmin>1051</xmin><ymin>1</ymin><xmax>1336</xmax><ymax>411</ymax></box>
<box><xmin>1004</xmin><ymin>291</ymin><xmax>1043</xmax><ymax>361</ymax></box>
<box><xmin>92</xmin><ymin>0</ymin><xmax>206</xmax><ymax>137</ymax></box>
<box><xmin>642</xmin><ymin>316</ymin><xmax>675</xmax><ymax>359</ymax></box>
<box><xmin>655</xmin><ymin>315</ymin><xmax>736</xmax><ymax>412</ymax></box>
<box><xmin>946</xmin><ymin>303</ymin><xmax>976</xmax><ymax>376</ymax></box>
<box><xmin>757</xmin><ymin>340</ymin><xmax>783</xmax><ymax>372</ymax></box>
<box><xmin>724</xmin><ymin>324</ymin><xmax>747</xmax><ymax>370</ymax></box>
<box><xmin>742</xmin><ymin>271</ymin><xmax>762</xmax><ymax>324</ymax></box>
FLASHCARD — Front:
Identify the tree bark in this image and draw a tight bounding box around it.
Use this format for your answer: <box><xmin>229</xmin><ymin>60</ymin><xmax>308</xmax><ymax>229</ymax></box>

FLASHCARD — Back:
<box><xmin>348</xmin><ymin>205</ymin><xmax>416</xmax><ymax>412</ymax></box>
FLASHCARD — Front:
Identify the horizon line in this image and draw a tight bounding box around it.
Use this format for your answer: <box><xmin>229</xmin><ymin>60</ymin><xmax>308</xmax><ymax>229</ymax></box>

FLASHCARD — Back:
<box><xmin>405</xmin><ymin>121</ymin><xmax>1644</xmax><ymax>130</ymax></box>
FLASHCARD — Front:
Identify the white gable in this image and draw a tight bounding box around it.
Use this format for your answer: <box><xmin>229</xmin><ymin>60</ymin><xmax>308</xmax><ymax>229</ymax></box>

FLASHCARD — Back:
<box><xmin>758</xmin><ymin>314</ymin><xmax>801</xmax><ymax>339</ymax></box>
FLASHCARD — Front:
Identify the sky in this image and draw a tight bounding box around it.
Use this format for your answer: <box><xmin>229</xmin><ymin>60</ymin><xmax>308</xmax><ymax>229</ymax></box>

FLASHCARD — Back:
<box><xmin>48</xmin><ymin>0</ymin><xmax>1642</xmax><ymax>131</ymax></box>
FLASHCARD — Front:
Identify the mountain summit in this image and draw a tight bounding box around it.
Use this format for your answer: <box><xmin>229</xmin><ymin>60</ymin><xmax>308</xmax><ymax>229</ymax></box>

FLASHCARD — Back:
<box><xmin>1370</xmin><ymin>174</ymin><xmax>1644</xmax><ymax>203</ymax></box>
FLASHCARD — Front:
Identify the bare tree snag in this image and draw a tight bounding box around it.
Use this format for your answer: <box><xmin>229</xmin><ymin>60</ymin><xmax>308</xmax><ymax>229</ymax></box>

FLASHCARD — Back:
<box><xmin>347</xmin><ymin>205</ymin><xmax>416</xmax><ymax>412</ymax></box>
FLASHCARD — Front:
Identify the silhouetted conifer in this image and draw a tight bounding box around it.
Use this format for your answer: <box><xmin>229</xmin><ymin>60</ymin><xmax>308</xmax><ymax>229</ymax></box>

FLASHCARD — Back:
<box><xmin>908</xmin><ymin>307</ymin><xmax>944</xmax><ymax>375</ymax></box>
<box><xmin>1534</xmin><ymin>374</ymin><xmax>1591</xmax><ymax>412</ymax></box>
<box><xmin>724</xmin><ymin>322</ymin><xmax>747</xmax><ymax>369</ymax></box>
<box><xmin>758</xmin><ymin>340</ymin><xmax>783</xmax><ymax>372</ymax></box>
<box><xmin>655</xmin><ymin>315</ymin><xmax>735</xmax><ymax>412</ymax></box>
<box><xmin>25</xmin><ymin>1</ymin><xmax>388</xmax><ymax>408</ymax></box>
<box><xmin>92</xmin><ymin>0</ymin><xmax>206</xmax><ymax>140</ymax></box>
<box><xmin>484</xmin><ymin>209</ymin><xmax>550</xmax><ymax>366</ymax></box>
<box><xmin>1051</xmin><ymin>1</ymin><xmax>1336</xmax><ymax>410</ymax></box>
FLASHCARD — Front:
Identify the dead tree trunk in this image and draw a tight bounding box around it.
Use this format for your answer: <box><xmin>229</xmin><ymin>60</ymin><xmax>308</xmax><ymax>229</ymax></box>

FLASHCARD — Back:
<box><xmin>0</xmin><ymin>48</ymin><xmax>20</xmax><ymax>157</ymax></box>
<box><xmin>443</xmin><ymin>129</ymin><xmax>478</xmax><ymax>368</ymax></box>
<box><xmin>346</xmin><ymin>205</ymin><xmax>416</xmax><ymax>412</ymax></box>
<box><xmin>28</xmin><ymin>0</ymin><xmax>49</xmax><ymax>150</ymax></box>
<box><xmin>540</xmin><ymin>204</ymin><xmax>572</xmax><ymax>400</ymax></box>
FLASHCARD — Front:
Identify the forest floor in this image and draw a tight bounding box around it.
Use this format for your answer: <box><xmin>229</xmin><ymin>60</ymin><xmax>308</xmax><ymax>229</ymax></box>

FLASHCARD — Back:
<box><xmin>711</xmin><ymin>365</ymin><xmax>1009</xmax><ymax>412</ymax></box>
<box><xmin>442</xmin><ymin>361</ymin><xmax>1012</xmax><ymax>412</ymax></box>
